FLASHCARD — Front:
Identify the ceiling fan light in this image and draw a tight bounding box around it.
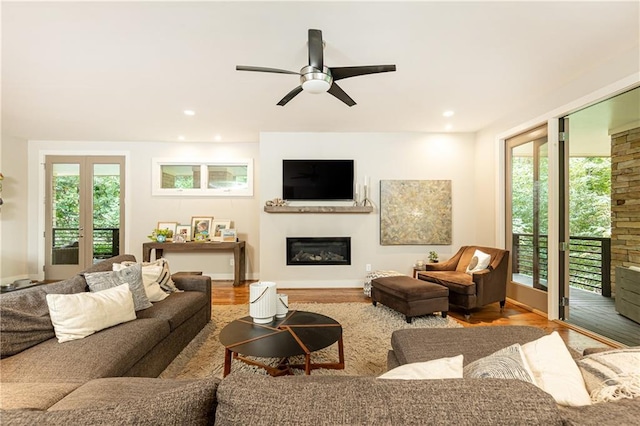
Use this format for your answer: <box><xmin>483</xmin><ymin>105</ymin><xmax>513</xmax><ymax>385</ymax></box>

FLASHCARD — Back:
<box><xmin>302</xmin><ymin>79</ymin><xmax>331</xmax><ymax>94</ymax></box>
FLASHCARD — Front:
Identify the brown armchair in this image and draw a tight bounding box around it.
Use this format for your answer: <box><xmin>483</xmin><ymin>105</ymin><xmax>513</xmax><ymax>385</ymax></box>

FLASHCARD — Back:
<box><xmin>417</xmin><ymin>246</ymin><xmax>509</xmax><ymax>319</ymax></box>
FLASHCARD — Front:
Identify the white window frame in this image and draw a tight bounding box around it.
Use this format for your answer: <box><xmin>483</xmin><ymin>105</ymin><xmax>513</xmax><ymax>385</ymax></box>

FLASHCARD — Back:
<box><xmin>151</xmin><ymin>158</ymin><xmax>254</xmax><ymax>197</ymax></box>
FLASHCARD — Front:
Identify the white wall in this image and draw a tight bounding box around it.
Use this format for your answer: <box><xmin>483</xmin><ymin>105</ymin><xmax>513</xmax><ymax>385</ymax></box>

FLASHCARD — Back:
<box><xmin>0</xmin><ymin>135</ymin><xmax>30</xmax><ymax>284</ymax></box>
<box><xmin>25</xmin><ymin>140</ymin><xmax>260</xmax><ymax>281</ymax></box>
<box><xmin>474</xmin><ymin>45</ymin><xmax>640</xmax><ymax>247</ymax></box>
<box><xmin>259</xmin><ymin>132</ymin><xmax>477</xmax><ymax>288</ymax></box>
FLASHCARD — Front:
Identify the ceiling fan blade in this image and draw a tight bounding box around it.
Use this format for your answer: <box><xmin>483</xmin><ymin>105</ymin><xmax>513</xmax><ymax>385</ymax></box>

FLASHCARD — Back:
<box><xmin>277</xmin><ymin>86</ymin><xmax>304</xmax><ymax>106</ymax></box>
<box><xmin>327</xmin><ymin>82</ymin><xmax>356</xmax><ymax>107</ymax></box>
<box><xmin>330</xmin><ymin>65</ymin><xmax>396</xmax><ymax>81</ymax></box>
<box><xmin>236</xmin><ymin>65</ymin><xmax>300</xmax><ymax>75</ymax></box>
<box><xmin>308</xmin><ymin>29</ymin><xmax>324</xmax><ymax>70</ymax></box>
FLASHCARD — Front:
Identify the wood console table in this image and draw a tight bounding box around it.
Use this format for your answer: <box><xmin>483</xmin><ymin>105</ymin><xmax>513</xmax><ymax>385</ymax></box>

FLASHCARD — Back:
<box><xmin>142</xmin><ymin>241</ymin><xmax>246</xmax><ymax>286</ymax></box>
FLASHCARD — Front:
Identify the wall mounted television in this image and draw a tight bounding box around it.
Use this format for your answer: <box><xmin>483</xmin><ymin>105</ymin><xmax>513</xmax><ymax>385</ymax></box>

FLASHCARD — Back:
<box><xmin>283</xmin><ymin>159</ymin><xmax>354</xmax><ymax>201</ymax></box>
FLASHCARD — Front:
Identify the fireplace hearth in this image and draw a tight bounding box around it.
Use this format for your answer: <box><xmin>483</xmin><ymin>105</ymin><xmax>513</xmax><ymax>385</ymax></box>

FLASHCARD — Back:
<box><xmin>286</xmin><ymin>237</ymin><xmax>351</xmax><ymax>266</ymax></box>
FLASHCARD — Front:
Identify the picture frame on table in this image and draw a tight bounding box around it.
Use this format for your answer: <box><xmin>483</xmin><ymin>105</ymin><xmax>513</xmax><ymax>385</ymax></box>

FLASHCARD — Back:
<box><xmin>175</xmin><ymin>224</ymin><xmax>192</xmax><ymax>242</ymax></box>
<box><xmin>157</xmin><ymin>222</ymin><xmax>177</xmax><ymax>241</ymax></box>
<box><xmin>212</xmin><ymin>220</ymin><xmax>231</xmax><ymax>242</ymax></box>
<box><xmin>221</xmin><ymin>228</ymin><xmax>237</xmax><ymax>242</ymax></box>
<box><xmin>191</xmin><ymin>216</ymin><xmax>213</xmax><ymax>241</ymax></box>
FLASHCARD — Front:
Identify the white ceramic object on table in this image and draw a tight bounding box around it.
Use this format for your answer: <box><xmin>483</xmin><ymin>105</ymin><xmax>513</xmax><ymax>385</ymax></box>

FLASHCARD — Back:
<box><xmin>249</xmin><ymin>281</ymin><xmax>277</xmax><ymax>324</ymax></box>
<box><xmin>276</xmin><ymin>294</ymin><xmax>289</xmax><ymax>318</ymax></box>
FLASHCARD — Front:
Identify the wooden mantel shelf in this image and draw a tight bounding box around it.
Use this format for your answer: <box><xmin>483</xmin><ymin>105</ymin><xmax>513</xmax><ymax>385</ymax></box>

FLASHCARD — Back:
<box><xmin>264</xmin><ymin>205</ymin><xmax>373</xmax><ymax>214</ymax></box>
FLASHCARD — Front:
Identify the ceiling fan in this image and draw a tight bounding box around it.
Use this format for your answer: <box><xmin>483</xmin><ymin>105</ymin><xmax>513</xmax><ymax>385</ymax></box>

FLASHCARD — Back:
<box><xmin>236</xmin><ymin>29</ymin><xmax>396</xmax><ymax>107</ymax></box>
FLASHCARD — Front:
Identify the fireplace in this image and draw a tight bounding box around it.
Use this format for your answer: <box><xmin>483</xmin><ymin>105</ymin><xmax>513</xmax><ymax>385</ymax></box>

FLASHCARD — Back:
<box><xmin>286</xmin><ymin>237</ymin><xmax>351</xmax><ymax>266</ymax></box>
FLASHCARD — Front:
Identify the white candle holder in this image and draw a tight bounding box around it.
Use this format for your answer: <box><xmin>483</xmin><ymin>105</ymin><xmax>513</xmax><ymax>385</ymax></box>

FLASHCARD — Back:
<box><xmin>361</xmin><ymin>183</ymin><xmax>373</xmax><ymax>207</ymax></box>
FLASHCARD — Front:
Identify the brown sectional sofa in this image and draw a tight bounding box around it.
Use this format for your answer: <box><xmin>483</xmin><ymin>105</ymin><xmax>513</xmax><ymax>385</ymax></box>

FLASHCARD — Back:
<box><xmin>0</xmin><ymin>254</ymin><xmax>212</xmax><ymax>412</ymax></box>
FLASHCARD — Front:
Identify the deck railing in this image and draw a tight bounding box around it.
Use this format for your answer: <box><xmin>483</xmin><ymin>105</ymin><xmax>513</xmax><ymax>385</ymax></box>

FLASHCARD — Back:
<box><xmin>512</xmin><ymin>233</ymin><xmax>611</xmax><ymax>296</ymax></box>
<box><xmin>52</xmin><ymin>227</ymin><xmax>120</xmax><ymax>260</ymax></box>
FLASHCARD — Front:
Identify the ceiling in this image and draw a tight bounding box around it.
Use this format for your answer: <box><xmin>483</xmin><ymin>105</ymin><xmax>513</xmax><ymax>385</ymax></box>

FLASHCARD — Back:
<box><xmin>2</xmin><ymin>1</ymin><xmax>639</xmax><ymax>143</ymax></box>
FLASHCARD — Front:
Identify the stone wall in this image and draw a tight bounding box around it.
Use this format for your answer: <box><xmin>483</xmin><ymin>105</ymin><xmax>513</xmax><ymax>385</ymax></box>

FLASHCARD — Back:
<box><xmin>611</xmin><ymin>127</ymin><xmax>640</xmax><ymax>294</ymax></box>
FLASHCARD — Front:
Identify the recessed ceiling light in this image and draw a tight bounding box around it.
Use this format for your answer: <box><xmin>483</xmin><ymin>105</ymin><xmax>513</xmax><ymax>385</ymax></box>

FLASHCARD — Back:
<box><xmin>443</xmin><ymin>110</ymin><xmax>455</xmax><ymax>118</ymax></box>
<box><xmin>183</xmin><ymin>110</ymin><xmax>195</xmax><ymax>116</ymax></box>
<box><xmin>178</xmin><ymin>135</ymin><xmax>185</xmax><ymax>141</ymax></box>
<box><xmin>214</xmin><ymin>135</ymin><xmax>222</xmax><ymax>142</ymax></box>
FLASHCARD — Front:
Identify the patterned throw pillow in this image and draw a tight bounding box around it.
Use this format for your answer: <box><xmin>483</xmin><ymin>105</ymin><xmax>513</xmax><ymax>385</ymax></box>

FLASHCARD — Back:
<box><xmin>119</xmin><ymin>259</ymin><xmax>180</xmax><ymax>294</ymax></box>
<box><xmin>464</xmin><ymin>344</ymin><xmax>536</xmax><ymax>384</ymax></box>
<box><xmin>465</xmin><ymin>249</ymin><xmax>491</xmax><ymax>274</ymax></box>
<box><xmin>84</xmin><ymin>264</ymin><xmax>152</xmax><ymax>311</ymax></box>
<box><xmin>113</xmin><ymin>262</ymin><xmax>168</xmax><ymax>302</ymax></box>
<box><xmin>576</xmin><ymin>348</ymin><xmax>640</xmax><ymax>403</ymax></box>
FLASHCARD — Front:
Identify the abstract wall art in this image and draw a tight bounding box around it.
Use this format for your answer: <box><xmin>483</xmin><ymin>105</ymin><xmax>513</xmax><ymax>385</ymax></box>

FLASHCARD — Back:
<box><xmin>380</xmin><ymin>180</ymin><xmax>452</xmax><ymax>245</ymax></box>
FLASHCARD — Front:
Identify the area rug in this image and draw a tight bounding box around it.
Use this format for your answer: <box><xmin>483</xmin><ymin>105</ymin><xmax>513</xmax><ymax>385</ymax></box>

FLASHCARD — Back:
<box><xmin>160</xmin><ymin>302</ymin><xmax>461</xmax><ymax>379</ymax></box>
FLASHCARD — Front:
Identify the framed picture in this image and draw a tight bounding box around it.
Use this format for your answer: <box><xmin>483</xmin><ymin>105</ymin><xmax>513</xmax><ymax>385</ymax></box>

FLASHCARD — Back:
<box><xmin>212</xmin><ymin>220</ymin><xmax>231</xmax><ymax>242</ymax></box>
<box><xmin>175</xmin><ymin>225</ymin><xmax>192</xmax><ymax>242</ymax></box>
<box><xmin>157</xmin><ymin>222</ymin><xmax>177</xmax><ymax>241</ymax></box>
<box><xmin>221</xmin><ymin>228</ymin><xmax>237</xmax><ymax>242</ymax></box>
<box><xmin>191</xmin><ymin>216</ymin><xmax>213</xmax><ymax>241</ymax></box>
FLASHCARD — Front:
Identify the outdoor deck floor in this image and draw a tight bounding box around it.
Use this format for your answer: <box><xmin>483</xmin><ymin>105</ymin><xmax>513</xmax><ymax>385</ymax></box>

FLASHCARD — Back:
<box><xmin>513</xmin><ymin>274</ymin><xmax>639</xmax><ymax>346</ymax></box>
<box><xmin>566</xmin><ymin>287</ymin><xmax>640</xmax><ymax>347</ymax></box>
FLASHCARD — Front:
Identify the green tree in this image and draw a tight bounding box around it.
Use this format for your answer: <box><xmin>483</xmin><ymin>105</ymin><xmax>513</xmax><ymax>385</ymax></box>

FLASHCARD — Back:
<box><xmin>568</xmin><ymin>157</ymin><xmax>611</xmax><ymax>237</ymax></box>
<box><xmin>512</xmin><ymin>156</ymin><xmax>610</xmax><ymax>237</ymax></box>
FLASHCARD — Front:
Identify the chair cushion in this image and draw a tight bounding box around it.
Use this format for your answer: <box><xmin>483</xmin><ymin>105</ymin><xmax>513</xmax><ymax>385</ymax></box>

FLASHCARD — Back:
<box><xmin>0</xmin><ymin>382</ymin><xmax>81</xmax><ymax>410</ymax></box>
<box><xmin>390</xmin><ymin>326</ymin><xmax>548</xmax><ymax>366</ymax></box>
<box><xmin>135</xmin><ymin>291</ymin><xmax>208</xmax><ymax>331</ymax></box>
<box><xmin>372</xmin><ymin>276</ymin><xmax>448</xmax><ymax>302</ymax></box>
<box><xmin>49</xmin><ymin>377</ymin><xmax>209</xmax><ymax>411</ymax></box>
<box><xmin>0</xmin><ymin>318</ymin><xmax>170</xmax><ymax>383</ymax></box>
<box><xmin>418</xmin><ymin>271</ymin><xmax>476</xmax><ymax>295</ymax></box>
<box><xmin>1</xmin><ymin>378</ymin><xmax>219</xmax><ymax>425</ymax></box>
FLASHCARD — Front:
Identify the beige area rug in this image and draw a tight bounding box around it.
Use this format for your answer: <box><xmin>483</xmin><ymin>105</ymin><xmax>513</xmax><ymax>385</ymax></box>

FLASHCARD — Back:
<box><xmin>160</xmin><ymin>302</ymin><xmax>462</xmax><ymax>379</ymax></box>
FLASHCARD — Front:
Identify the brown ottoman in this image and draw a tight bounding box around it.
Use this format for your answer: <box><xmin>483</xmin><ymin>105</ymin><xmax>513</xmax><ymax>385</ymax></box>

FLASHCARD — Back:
<box><xmin>371</xmin><ymin>275</ymin><xmax>449</xmax><ymax>323</ymax></box>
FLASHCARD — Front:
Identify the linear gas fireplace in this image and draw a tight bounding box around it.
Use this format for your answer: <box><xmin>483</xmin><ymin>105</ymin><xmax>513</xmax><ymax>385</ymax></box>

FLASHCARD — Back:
<box><xmin>286</xmin><ymin>237</ymin><xmax>351</xmax><ymax>266</ymax></box>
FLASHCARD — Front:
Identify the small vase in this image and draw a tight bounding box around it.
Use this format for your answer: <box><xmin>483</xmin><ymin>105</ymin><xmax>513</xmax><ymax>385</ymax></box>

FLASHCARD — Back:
<box><xmin>156</xmin><ymin>235</ymin><xmax>167</xmax><ymax>243</ymax></box>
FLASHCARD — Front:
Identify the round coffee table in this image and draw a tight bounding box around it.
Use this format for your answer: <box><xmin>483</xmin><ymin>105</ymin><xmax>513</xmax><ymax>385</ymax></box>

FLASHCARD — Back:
<box><xmin>219</xmin><ymin>310</ymin><xmax>344</xmax><ymax>377</ymax></box>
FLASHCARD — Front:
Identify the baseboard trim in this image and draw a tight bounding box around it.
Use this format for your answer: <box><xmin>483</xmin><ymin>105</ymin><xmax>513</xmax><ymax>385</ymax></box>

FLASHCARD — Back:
<box><xmin>553</xmin><ymin>320</ymin><xmax>625</xmax><ymax>348</ymax></box>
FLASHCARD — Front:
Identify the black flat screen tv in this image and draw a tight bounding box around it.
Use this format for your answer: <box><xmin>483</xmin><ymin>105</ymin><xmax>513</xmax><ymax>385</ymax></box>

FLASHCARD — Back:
<box><xmin>283</xmin><ymin>159</ymin><xmax>354</xmax><ymax>201</ymax></box>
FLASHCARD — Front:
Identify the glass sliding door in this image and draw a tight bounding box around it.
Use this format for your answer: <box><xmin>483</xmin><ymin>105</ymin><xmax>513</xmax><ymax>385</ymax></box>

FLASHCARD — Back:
<box><xmin>505</xmin><ymin>125</ymin><xmax>549</xmax><ymax>312</ymax></box>
<box><xmin>559</xmin><ymin>87</ymin><xmax>640</xmax><ymax>346</ymax></box>
<box><xmin>45</xmin><ymin>156</ymin><xmax>125</xmax><ymax>279</ymax></box>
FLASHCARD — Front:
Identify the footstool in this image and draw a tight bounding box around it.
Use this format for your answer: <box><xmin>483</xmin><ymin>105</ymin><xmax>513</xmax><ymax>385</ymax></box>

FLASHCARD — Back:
<box><xmin>371</xmin><ymin>275</ymin><xmax>448</xmax><ymax>323</ymax></box>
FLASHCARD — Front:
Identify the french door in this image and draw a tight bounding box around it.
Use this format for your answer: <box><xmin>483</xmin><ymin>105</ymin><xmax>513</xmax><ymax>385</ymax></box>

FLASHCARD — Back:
<box><xmin>44</xmin><ymin>156</ymin><xmax>125</xmax><ymax>279</ymax></box>
<box><xmin>505</xmin><ymin>125</ymin><xmax>549</xmax><ymax>312</ymax></box>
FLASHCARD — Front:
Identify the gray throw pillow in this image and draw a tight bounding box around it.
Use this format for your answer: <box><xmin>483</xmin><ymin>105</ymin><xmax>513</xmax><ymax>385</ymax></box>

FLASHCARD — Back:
<box><xmin>464</xmin><ymin>343</ymin><xmax>536</xmax><ymax>384</ymax></box>
<box><xmin>84</xmin><ymin>264</ymin><xmax>152</xmax><ymax>311</ymax></box>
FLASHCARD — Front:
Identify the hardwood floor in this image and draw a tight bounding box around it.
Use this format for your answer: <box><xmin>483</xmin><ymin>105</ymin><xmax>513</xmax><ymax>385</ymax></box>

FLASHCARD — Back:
<box><xmin>212</xmin><ymin>281</ymin><xmax>618</xmax><ymax>352</ymax></box>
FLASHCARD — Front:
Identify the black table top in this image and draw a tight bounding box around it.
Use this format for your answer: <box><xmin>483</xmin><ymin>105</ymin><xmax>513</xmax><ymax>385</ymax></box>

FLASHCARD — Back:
<box><xmin>219</xmin><ymin>310</ymin><xmax>342</xmax><ymax>358</ymax></box>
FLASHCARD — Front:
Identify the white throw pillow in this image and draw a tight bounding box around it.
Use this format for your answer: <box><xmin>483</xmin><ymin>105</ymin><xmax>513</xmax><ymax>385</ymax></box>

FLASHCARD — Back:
<box><xmin>113</xmin><ymin>263</ymin><xmax>168</xmax><ymax>302</ymax></box>
<box><xmin>46</xmin><ymin>284</ymin><xmax>136</xmax><ymax>343</ymax></box>
<box><xmin>465</xmin><ymin>249</ymin><xmax>491</xmax><ymax>274</ymax></box>
<box><xmin>378</xmin><ymin>355</ymin><xmax>464</xmax><ymax>380</ymax></box>
<box><xmin>521</xmin><ymin>331</ymin><xmax>592</xmax><ymax>406</ymax></box>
